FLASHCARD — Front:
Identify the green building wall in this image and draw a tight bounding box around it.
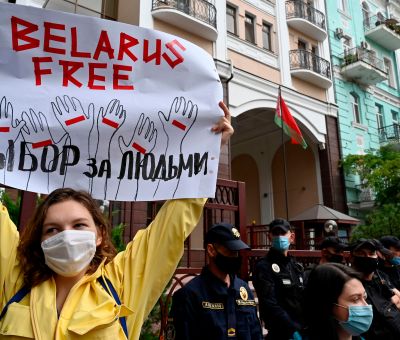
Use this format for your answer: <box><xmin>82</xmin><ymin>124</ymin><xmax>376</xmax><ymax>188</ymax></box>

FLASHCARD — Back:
<box><xmin>325</xmin><ymin>0</ymin><xmax>400</xmax><ymax>219</ymax></box>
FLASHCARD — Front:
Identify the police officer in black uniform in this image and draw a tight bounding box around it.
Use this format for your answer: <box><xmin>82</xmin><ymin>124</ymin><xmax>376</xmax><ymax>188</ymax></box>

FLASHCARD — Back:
<box><xmin>379</xmin><ymin>236</ymin><xmax>400</xmax><ymax>290</ymax></box>
<box><xmin>171</xmin><ymin>223</ymin><xmax>262</xmax><ymax>340</ymax></box>
<box><xmin>303</xmin><ymin>236</ymin><xmax>346</xmax><ymax>285</ymax></box>
<box><xmin>253</xmin><ymin>219</ymin><xmax>304</xmax><ymax>340</ymax></box>
<box><xmin>349</xmin><ymin>239</ymin><xmax>400</xmax><ymax>339</ymax></box>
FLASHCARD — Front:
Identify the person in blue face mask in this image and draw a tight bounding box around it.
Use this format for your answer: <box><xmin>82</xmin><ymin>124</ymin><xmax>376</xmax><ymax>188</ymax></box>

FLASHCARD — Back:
<box><xmin>378</xmin><ymin>236</ymin><xmax>400</xmax><ymax>290</ymax></box>
<box><xmin>350</xmin><ymin>239</ymin><xmax>400</xmax><ymax>339</ymax></box>
<box><xmin>253</xmin><ymin>218</ymin><xmax>305</xmax><ymax>340</ymax></box>
<box><xmin>304</xmin><ymin>263</ymin><xmax>372</xmax><ymax>340</ymax></box>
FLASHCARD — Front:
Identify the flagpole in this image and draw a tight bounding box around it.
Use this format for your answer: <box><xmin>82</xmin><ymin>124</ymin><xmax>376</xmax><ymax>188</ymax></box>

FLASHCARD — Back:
<box><xmin>279</xmin><ymin>86</ymin><xmax>290</xmax><ymax>220</ymax></box>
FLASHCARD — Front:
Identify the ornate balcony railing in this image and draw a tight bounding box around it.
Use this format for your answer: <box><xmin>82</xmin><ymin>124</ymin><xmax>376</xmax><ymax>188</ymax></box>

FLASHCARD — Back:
<box><xmin>355</xmin><ymin>185</ymin><xmax>376</xmax><ymax>203</ymax></box>
<box><xmin>340</xmin><ymin>47</ymin><xmax>385</xmax><ymax>72</ymax></box>
<box><xmin>152</xmin><ymin>0</ymin><xmax>217</xmax><ymax>29</ymax></box>
<box><xmin>378</xmin><ymin>124</ymin><xmax>400</xmax><ymax>143</ymax></box>
<box><xmin>364</xmin><ymin>14</ymin><xmax>400</xmax><ymax>34</ymax></box>
<box><xmin>286</xmin><ymin>0</ymin><xmax>326</xmax><ymax>30</ymax></box>
<box><xmin>289</xmin><ymin>49</ymin><xmax>331</xmax><ymax>79</ymax></box>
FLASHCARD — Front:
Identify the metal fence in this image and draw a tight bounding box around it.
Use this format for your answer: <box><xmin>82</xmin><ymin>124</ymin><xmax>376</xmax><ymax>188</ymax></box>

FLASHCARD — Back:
<box><xmin>289</xmin><ymin>49</ymin><xmax>331</xmax><ymax>79</ymax></box>
<box><xmin>364</xmin><ymin>14</ymin><xmax>386</xmax><ymax>31</ymax></box>
<box><xmin>354</xmin><ymin>185</ymin><xmax>376</xmax><ymax>203</ymax></box>
<box><xmin>152</xmin><ymin>0</ymin><xmax>217</xmax><ymax>29</ymax></box>
<box><xmin>378</xmin><ymin>124</ymin><xmax>400</xmax><ymax>143</ymax></box>
<box><xmin>340</xmin><ymin>47</ymin><xmax>386</xmax><ymax>72</ymax></box>
<box><xmin>363</xmin><ymin>14</ymin><xmax>400</xmax><ymax>33</ymax></box>
<box><xmin>286</xmin><ymin>0</ymin><xmax>326</xmax><ymax>30</ymax></box>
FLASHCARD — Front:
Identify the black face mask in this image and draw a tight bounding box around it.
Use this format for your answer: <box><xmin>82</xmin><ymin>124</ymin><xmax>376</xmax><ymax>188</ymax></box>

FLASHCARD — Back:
<box><xmin>378</xmin><ymin>257</ymin><xmax>386</xmax><ymax>268</ymax></box>
<box><xmin>214</xmin><ymin>252</ymin><xmax>242</xmax><ymax>274</ymax></box>
<box><xmin>327</xmin><ymin>253</ymin><xmax>344</xmax><ymax>264</ymax></box>
<box><xmin>353</xmin><ymin>256</ymin><xmax>379</xmax><ymax>274</ymax></box>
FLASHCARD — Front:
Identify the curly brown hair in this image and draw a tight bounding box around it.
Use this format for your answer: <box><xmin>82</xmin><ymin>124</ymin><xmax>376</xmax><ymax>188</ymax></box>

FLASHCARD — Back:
<box><xmin>17</xmin><ymin>188</ymin><xmax>117</xmax><ymax>289</ymax></box>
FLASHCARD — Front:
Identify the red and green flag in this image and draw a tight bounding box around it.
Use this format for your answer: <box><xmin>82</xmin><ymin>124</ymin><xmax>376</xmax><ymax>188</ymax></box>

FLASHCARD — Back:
<box><xmin>274</xmin><ymin>92</ymin><xmax>308</xmax><ymax>149</ymax></box>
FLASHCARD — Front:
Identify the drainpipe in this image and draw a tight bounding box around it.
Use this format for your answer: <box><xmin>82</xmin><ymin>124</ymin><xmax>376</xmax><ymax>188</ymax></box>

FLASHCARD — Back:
<box><xmin>226</xmin><ymin>59</ymin><xmax>234</xmax><ymax>85</ymax></box>
<box><xmin>224</xmin><ymin>59</ymin><xmax>234</xmax><ymax>180</ymax></box>
<box><xmin>324</xmin><ymin>0</ymin><xmax>348</xmax><ymax>213</ymax></box>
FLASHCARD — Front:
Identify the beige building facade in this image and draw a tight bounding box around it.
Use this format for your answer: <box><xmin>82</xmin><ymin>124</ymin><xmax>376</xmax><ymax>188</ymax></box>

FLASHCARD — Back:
<box><xmin>5</xmin><ymin>0</ymin><xmax>347</xmax><ymax>242</ymax></box>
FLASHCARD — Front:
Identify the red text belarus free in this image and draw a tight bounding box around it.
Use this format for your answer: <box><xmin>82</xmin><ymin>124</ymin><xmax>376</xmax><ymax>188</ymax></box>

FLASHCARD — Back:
<box><xmin>10</xmin><ymin>16</ymin><xmax>187</xmax><ymax>90</ymax></box>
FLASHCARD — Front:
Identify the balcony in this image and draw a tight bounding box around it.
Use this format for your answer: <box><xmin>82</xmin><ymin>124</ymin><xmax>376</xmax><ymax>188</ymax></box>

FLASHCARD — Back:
<box><xmin>347</xmin><ymin>185</ymin><xmax>375</xmax><ymax>211</ymax></box>
<box><xmin>378</xmin><ymin>124</ymin><xmax>400</xmax><ymax>144</ymax></box>
<box><xmin>364</xmin><ymin>15</ymin><xmax>400</xmax><ymax>51</ymax></box>
<box><xmin>151</xmin><ymin>0</ymin><xmax>218</xmax><ymax>41</ymax></box>
<box><xmin>289</xmin><ymin>49</ymin><xmax>332</xmax><ymax>88</ymax></box>
<box><xmin>340</xmin><ymin>47</ymin><xmax>388</xmax><ymax>85</ymax></box>
<box><xmin>286</xmin><ymin>0</ymin><xmax>327</xmax><ymax>41</ymax></box>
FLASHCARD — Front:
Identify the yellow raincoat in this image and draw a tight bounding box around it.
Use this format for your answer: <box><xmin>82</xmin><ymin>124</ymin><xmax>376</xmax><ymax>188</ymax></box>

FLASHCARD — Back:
<box><xmin>0</xmin><ymin>198</ymin><xmax>206</xmax><ymax>339</ymax></box>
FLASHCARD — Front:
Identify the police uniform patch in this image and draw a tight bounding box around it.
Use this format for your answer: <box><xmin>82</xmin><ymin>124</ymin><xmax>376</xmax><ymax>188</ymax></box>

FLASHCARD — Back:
<box><xmin>232</xmin><ymin>227</ymin><xmax>240</xmax><ymax>238</ymax></box>
<box><xmin>239</xmin><ymin>286</ymin><xmax>248</xmax><ymax>301</ymax></box>
<box><xmin>272</xmin><ymin>263</ymin><xmax>280</xmax><ymax>273</ymax></box>
<box><xmin>202</xmin><ymin>301</ymin><xmax>224</xmax><ymax>310</ymax></box>
<box><xmin>228</xmin><ymin>328</ymin><xmax>236</xmax><ymax>337</ymax></box>
<box><xmin>236</xmin><ymin>299</ymin><xmax>256</xmax><ymax>306</ymax></box>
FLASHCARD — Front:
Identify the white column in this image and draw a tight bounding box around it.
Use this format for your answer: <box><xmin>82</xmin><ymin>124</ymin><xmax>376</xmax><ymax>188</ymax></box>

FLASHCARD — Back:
<box><xmin>214</xmin><ymin>0</ymin><xmax>227</xmax><ymax>60</ymax></box>
<box><xmin>275</xmin><ymin>0</ymin><xmax>292</xmax><ymax>87</ymax></box>
<box><xmin>139</xmin><ymin>0</ymin><xmax>154</xmax><ymax>29</ymax></box>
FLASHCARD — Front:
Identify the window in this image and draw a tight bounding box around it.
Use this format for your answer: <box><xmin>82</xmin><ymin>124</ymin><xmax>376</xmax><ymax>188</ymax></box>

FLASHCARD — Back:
<box><xmin>375</xmin><ymin>104</ymin><xmax>384</xmax><ymax>130</ymax></box>
<box><xmin>384</xmin><ymin>58</ymin><xmax>396</xmax><ymax>88</ymax></box>
<box><xmin>245</xmin><ymin>14</ymin><xmax>255</xmax><ymax>44</ymax></box>
<box><xmin>392</xmin><ymin>111</ymin><xmax>399</xmax><ymax>138</ymax></box>
<box><xmin>377</xmin><ymin>12</ymin><xmax>385</xmax><ymax>22</ymax></box>
<box><xmin>298</xmin><ymin>40</ymin><xmax>308</xmax><ymax>68</ymax></box>
<box><xmin>262</xmin><ymin>23</ymin><xmax>272</xmax><ymax>51</ymax></box>
<box><xmin>43</xmin><ymin>0</ymin><xmax>117</xmax><ymax>20</ymax></box>
<box><xmin>392</xmin><ymin>110</ymin><xmax>399</xmax><ymax>126</ymax></box>
<box><xmin>337</xmin><ymin>0</ymin><xmax>346</xmax><ymax>12</ymax></box>
<box><xmin>306</xmin><ymin>0</ymin><xmax>315</xmax><ymax>23</ymax></box>
<box><xmin>226</xmin><ymin>4</ymin><xmax>237</xmax><ymax>35</ymax></box>
<box><xmin>311</xmin><ymin>45</ymin><xmax>319</xmax><ymax>72</ymax></box>
<box><xmin>177</xmin><ymin>0</ymin><xmax>190</xmax><ymax>13</ymax></box>
<box><xmin>343</xmin><ymin>37</ymin><xmax>352</xmax><ymax>54</ymax></box>
<box><xmin>351</xmin><ymin>93</ymin><xmax>361</xmax><ymax>123</ymax></box>
<box><xmin>362</xmin><ymin>2</ymin><xmax>370</xmax><ymax>27</ymax></box>
<box><xmin>298</xmin><ymin>40</ymin><xmax>307</xmax><ymax>50</ymax></box>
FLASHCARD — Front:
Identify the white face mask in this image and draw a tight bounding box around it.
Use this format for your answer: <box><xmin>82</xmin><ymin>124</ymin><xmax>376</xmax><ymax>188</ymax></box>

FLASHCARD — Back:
<box><xmin>41</xmin><ymin>230</ymin><xmax>96</xmax><ymax>277</ymax></box>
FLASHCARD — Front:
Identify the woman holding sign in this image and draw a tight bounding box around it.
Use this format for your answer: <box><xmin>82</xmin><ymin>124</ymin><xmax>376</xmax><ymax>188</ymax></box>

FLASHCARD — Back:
<box><xmin>0</xmin><ymin>102</ymin><xmax>233</xmax><ymax>339</ymax></box>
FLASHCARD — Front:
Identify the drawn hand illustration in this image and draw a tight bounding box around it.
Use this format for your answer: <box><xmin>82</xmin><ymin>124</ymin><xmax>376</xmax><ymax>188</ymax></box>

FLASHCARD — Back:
<box><xmin>116</xmin><ymin>113</ymin><xmax>157</xmax><ymax>200</ymax></box>
<box><xmin>51</xmin><ymin>95</ymin><xmax>94</xmax><ymax>155</ymax></box>
<box><xmin>20</xmin><ymin>109</ymin><xmax>68</xmax><ymax>192</ymax></box>
<box><xmin>155</xmin><ymin>97</ymin><xmax>198</xmax><ymax>197</ymax></box>
<box><xmin>0</xmin><ymin>96</ymin><xmax>25</xmax><ymax>183</ymax></box>
<box><xmin>51</xmin><ymin>95</ymin><xmax>95</xmax><ymax>188</ymax></box>
<box><xmin>91</xmin><ymin>99</ymin><xmax>126</xmax><ymax>199</ymax></box>
<box><xmin>158</xmin><ymin>97</ymin><xmax>198</xmax><ymax>149</ymax></box>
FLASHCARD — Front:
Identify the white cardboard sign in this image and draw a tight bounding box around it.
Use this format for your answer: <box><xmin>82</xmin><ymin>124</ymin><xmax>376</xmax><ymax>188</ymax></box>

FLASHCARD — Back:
<box><xmin>0</xmin><ymin>3</ymin><xmax>223</xmax><ymax>201</ymax></box>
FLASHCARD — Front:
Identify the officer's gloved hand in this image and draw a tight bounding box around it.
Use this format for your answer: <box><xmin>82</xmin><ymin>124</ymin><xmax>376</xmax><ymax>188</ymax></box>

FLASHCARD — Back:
<box><xmin>291</xmin><ymin>331</ymin><xmax>302</xmax><ymax>340</ymax></box>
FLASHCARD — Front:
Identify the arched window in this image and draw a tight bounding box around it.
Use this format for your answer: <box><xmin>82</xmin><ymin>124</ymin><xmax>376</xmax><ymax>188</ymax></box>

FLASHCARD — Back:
<box><xmin>377</xmin><ymin>12</ymin><xmax>385</xmax><ymax>22</ymax></box>
<box><xmin>350</xmin><ymin>93</ymin><xmax>361</xmax><ymax>124</ymax></box>
<box><xmin>362</xmin><ymin>2</ymin><xmax>370</xmax><ymax>27</ymax></box>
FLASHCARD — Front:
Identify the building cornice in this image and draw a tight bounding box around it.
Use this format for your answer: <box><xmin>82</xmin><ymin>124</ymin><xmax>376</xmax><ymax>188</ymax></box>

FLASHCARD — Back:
<box><xmin>241</xmin><ymin>0</ymin><xmax>275</xmax><ymax>16</ymax></box>
<box><xmin>373</xmin><ymin>87</ymin><xmax>400</xmax><ymax>107</ymax></box>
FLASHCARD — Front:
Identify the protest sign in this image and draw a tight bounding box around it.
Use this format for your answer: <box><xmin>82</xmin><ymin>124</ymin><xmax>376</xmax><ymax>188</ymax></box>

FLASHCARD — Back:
<box><xmin>0</xmin><ymin>3</ymin><xmax>223</xmax><ymax>201</ymax></box>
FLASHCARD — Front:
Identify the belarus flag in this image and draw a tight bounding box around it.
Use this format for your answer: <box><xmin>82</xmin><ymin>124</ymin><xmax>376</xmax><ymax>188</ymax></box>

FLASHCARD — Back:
<box><xmin>274</xmin><ymin>92</ymin><xmax>308</xmax><ymax>149</ymax></box>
